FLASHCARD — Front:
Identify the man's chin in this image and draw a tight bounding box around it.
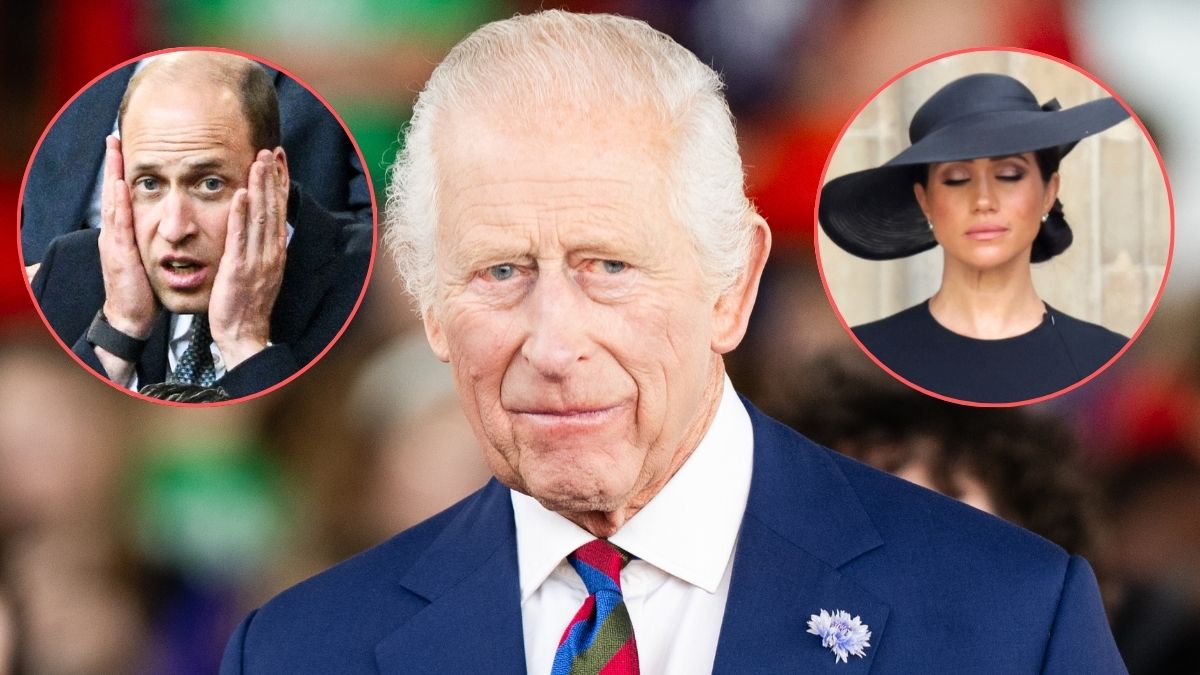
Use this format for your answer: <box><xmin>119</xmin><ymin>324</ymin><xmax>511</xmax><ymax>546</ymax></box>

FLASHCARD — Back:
<box><xmin>518</xmin><ymin>472</ymin><xmax>636</xmax><ymax>516</ymax></box>
<box><xmin>153</xmin><ymin>286</ymin><xmax>211</xmax><ymax>316</ymax></box>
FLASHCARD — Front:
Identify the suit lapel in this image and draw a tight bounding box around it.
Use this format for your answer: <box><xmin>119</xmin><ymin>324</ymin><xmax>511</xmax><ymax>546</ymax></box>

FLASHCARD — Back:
<box><xmin>713</xmin><ymin>403</ymin><xmax>890</xmax><ymax>673</ymax></box>
<box><xmin>138</xmin><ymin>311</ymin><xmax>172</xmax><ymax>385</ymax></box>
<box><xmin>374</xmin><ymin>480</ymin><xmax>527</xmax><ymax>674</ymax></box>
<box><xmin>270</xmin><ymin>185</ymin><xmax>342</xmax><ymax>344</ymax></box>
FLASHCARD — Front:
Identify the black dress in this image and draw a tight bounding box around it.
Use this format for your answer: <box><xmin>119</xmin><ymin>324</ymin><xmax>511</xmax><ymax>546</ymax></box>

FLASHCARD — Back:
<box><xmin>853</xmin><ymin>300</ymin><xmax>1128</xmax><ymax>403</ymax></box>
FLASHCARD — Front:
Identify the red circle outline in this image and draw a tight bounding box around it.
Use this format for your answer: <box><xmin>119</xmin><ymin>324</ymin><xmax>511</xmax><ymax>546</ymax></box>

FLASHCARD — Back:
<box><xmin>16</xmin><ymin>45</ymin><xmax>380</xmax><ymax>408</ymax></box>
<box><xmin>811</xmin><ymin>46</ymin><xmax>1176</xmax><ymax>408</ymax></box>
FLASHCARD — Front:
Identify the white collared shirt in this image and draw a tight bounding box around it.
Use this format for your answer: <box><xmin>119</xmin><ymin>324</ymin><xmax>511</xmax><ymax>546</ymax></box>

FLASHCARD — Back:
<box><xmin>512</xmin><ymin>375</ymin><xmax>754</xmax><ymax>675</ymax></box>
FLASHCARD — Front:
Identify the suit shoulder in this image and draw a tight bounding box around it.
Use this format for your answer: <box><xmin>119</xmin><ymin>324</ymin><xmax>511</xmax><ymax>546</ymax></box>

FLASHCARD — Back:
<box><xmin>337</xmin><ymin>219</ymin><xmax>373</xmax><ymax>254</ymax></box>
<box><xmin>754</xmin><ymin>408</ymin><xmax>1067</xmax><ymax>567</ymax></box>
<box><xmin>231</xmin><ymin>494</ymin><xmax>477</xmax><ymax>671</ymax></box>
<box><xmin>37</xmin><ymin>229</ymin><xmax>101</xmax><ymax>275</ymax></box>
<box><xmin>833</xmin><ymin>448</ymin><xmax>1065</xmax><ymax>561</ymax></box>
<box><xmin>33</xmin><ymin>229</ymin><xmax>105</xmax><ymax>339</ymax></box>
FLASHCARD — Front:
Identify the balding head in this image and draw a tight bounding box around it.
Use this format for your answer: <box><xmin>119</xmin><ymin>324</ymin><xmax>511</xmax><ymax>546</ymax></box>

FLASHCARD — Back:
<box><xmin>118</xmin><ymin>51</ymin><xmax>280</xmax><ymax>152</ymax></box>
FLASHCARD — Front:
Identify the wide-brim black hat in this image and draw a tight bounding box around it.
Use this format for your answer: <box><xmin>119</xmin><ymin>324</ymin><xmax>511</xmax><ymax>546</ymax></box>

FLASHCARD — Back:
<box><xmin>818</xmin><ymin>73</ymin><xmax>1131</xmax><ymax>260</ymax></box>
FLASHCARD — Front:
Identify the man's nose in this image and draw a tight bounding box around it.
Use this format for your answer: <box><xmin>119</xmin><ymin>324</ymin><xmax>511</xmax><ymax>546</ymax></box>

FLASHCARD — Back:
<box><xmin>156</xmin><ymin>189</ymin><xmax>197</xmax><ymax>244</ymax></box>
<box><xmin>521</xmin><ymin>268</ymin><xmax>591</xmax><ymax>378</ymax></box>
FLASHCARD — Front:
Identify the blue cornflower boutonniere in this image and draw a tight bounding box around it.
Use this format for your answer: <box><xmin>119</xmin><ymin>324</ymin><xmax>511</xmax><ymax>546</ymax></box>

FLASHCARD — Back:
<box><xmin>807</xmin><ymin>609</ymin><xmax>871</xmax><ymax>664</ymax></box>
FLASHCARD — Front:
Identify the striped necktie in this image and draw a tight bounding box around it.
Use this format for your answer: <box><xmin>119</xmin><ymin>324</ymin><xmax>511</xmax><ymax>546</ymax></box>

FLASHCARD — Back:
<box><xmin>551</xmin><ymin>539</ymin><xmax>640</xmax><ymax>675</ymax></box>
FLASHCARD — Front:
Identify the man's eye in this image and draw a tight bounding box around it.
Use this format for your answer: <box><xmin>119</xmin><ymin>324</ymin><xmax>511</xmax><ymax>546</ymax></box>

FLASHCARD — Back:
<box><xmin>199</xmin><ymin>177</ymin><xmax>224</xmax><ymax>191</ymax></box>
<box><xmin>135</xmin><ymin>177</ymin><xmax>159</xmax><ymax>191</ymax></box>
<box><xmin>487</xmin><ymin>264</ymin><xmax>516</xmax><ymax>281</ymax></box>
<box><xmin>601</xmin><ymin>260</ymin><xmax>627</xmax><ymax>274</ymax></box>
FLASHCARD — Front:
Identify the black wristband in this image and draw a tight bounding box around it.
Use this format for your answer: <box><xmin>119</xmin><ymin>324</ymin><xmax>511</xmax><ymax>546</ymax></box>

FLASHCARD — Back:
<box><xmin>85</xmin><ymin>308</ymin><xmax>148</xmax><ymax>362</ymax></box>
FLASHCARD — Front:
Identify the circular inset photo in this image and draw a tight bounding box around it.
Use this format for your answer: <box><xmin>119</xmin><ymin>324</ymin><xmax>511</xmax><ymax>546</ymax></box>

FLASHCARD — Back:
<box><xmin>20</xmin><ymin>47</ymin><xmax>375</xmax><ymax>405</ymax></box>
<box><xmin>815</xmin><ymin>48</ymin><xmax>1172</xmax><ymax>406</ymax></box>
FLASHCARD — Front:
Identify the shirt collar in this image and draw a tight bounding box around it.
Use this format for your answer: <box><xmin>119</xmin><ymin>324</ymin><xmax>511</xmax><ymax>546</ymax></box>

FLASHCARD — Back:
<box><xmin>512</xmin><ymin>375</ymin><xmax>754</xmax><ymax>600</ymax></box>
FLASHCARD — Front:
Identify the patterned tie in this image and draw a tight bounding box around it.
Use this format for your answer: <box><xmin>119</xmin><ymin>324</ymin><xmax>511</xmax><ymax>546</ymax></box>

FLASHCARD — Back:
<box><xmin>170</xmin><ymin>314</ymin><xmax>217</xmax><ymax>386</ymax></box>
<box><xmin>551</xmin><ymin>539</ymin><xmax>640</xmax><ymax>675</ymax></box>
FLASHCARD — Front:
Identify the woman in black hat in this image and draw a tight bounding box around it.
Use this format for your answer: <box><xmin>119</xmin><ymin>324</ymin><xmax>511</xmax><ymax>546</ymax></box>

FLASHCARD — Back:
<box><xmin>819</xmin><ymin>73</ymin><xmax>1132</xmax><ymax>404</ymax></box>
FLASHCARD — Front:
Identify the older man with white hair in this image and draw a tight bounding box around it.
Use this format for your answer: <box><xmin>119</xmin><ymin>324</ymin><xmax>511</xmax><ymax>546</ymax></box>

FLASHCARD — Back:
<box><xmin>222</xmin><ymin>11</ymin><xmax>1125</xmax><ymax>673</ymax></box>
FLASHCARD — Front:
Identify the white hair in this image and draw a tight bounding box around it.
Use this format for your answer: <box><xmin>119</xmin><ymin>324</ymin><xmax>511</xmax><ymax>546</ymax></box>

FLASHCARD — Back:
<box><xmin>384</xmin><ymin>10</ymin><xmax>757</xmax><ymax>314</ymax></box>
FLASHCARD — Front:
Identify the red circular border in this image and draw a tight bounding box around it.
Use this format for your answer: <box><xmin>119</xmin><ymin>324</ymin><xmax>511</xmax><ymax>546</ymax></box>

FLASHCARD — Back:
<box><xmin>811</xmin><ymin>46</ymin><xmax>1176</xmax><ymax>408</ymax></box>
<box><xmin>16</xmin><ymin>45</ymin><xmax>379</xmax><ymax>408</ymax></box>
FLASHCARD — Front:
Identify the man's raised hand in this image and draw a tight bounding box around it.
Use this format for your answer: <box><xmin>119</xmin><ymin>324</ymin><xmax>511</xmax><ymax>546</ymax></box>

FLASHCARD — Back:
<box><xmin>95</xmin><ymin>135</ymin><xmax>158</xmax><ymax>381</ymax></box>
<box><xmin>208</xmin><ymin>149</ymin><xmax>288</xmax><ymax>370</ymax></box>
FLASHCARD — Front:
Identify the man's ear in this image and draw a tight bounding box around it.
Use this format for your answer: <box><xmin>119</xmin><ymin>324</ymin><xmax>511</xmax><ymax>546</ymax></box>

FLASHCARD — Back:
<box><xmin>711</xmin><ymin>215</ymin><xmax>771</xmax><ymax>354</ymax></box>
<box><xmin>423</xmin><ymin>308</ymin><xmax>451</xmax><ymax>362</ymax></box>
<box><xmin>271</xmin><ymin>146</ymin><xmax>290</xmax><ymax>193</ymax></box>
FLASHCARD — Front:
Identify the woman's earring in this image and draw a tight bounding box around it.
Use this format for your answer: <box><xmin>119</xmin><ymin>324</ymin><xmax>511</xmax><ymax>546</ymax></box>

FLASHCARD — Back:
<box><xmin>927</xmin><ymin>218</ymin><xmax>934</xmax><ymax>230</ymax></box>
<box><xmin>1041</xmin><ymin>213</ymin><xmax>1049</xmax><ymax>223</ymax></box>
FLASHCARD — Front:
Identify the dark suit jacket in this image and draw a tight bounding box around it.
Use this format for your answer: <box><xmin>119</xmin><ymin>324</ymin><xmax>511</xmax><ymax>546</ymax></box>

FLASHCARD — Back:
<box><xmin>21</xmin><ymin>61</ymin><xmax>371</xmax><ymax>264</ymax></box>
<box><xmin>220</xmin><ymin>402</ymin><xmax>1126</xmax><ymax>673</ymax></box>
<box><xmin>30</xmin><ymin>185</ymin><xmax>371</xmax><ymax>399</ymax></box>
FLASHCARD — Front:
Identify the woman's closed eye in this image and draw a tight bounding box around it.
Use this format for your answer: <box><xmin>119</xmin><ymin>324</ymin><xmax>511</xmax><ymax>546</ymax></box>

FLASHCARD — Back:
<box><xmin>995</xmin><ymin>169</ymin><xmax>1026</xmax><ymax>182</ymax></box>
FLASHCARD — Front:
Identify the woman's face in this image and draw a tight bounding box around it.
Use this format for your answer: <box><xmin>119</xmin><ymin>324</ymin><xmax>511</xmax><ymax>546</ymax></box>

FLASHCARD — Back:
<box><xmin>914</xmin><ymin>153</ymin><xmax>1059</xmax><ymax>272</ymax></box>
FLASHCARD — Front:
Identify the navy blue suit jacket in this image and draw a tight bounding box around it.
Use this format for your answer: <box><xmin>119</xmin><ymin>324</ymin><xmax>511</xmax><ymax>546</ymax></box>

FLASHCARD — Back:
<box><xmin>20</xmin><ymin>61</ymin><xmax>371</xmax><ymax>265</ymax></box>
<box><xmin>221</xmin><ymin>403</ymin><xmax>1126</xmax><ymax>673</ymax></box>
<box><xmin>30</xmin><ymin>185</ymin><xmax>371</xmax><ymax>399</ymax></box>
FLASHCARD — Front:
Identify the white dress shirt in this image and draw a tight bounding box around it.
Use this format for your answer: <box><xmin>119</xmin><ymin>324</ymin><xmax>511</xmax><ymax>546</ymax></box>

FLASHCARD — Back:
<box><xmin>512</xmin><ymin>375</ymin><xmax>754</xmax><ymax>675</ymax></box>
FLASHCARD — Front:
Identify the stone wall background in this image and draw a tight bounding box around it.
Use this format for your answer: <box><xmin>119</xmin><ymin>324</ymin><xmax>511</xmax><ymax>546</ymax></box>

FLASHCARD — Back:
<box><xmin>817</xmin><ymin>50</ymin><xmax>1171</xmax><ymax>337</ymax></box>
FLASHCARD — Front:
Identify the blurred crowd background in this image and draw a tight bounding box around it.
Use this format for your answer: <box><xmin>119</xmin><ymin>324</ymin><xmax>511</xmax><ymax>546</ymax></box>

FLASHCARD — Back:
<box><xmin>2</xmin><ymin>1</ymin><xmax>1199</xmax><ymax>673</ymax></box>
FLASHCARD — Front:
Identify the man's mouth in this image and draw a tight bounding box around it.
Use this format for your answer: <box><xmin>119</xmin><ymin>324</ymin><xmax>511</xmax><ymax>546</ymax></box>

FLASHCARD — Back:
<box><xmin>511</xmin><ymin>404</ymin><xmax>627</xmax><ymax>428</ymax></box>
<box><xmin>159</xmin><ymin>256</ymin><xmax>208</xmax><ymax>290</ymax></box>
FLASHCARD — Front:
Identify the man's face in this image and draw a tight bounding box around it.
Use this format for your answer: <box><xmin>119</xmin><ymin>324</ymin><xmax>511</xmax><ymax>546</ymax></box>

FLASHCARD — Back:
<box><xmin>121</xmin><ymin>79</ymin><xmax>256</xmax><ymax>313</ymax></box>
<box><xmin>424</xmin><ymin>111</ymin><xmax>736</xmax><ymax>518</ymax></box>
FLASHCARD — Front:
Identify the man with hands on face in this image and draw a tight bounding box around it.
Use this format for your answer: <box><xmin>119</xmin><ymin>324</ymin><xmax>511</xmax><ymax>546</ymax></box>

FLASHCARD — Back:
<box><xmin>31</xmin><ymin>51</ymin><xmax>372</xmax><ymax>400</ymax></box>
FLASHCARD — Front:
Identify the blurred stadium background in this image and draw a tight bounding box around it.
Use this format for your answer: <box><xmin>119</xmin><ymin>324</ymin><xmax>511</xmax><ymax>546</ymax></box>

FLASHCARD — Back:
<box><xmin>2</xmin><ymin>1</ymin><xmax>1200</xmax><ymax>673</ymax></box>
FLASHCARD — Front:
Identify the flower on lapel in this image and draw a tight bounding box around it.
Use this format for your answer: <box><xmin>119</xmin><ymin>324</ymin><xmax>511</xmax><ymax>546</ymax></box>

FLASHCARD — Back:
<box><xmin>807</xmin><ymin>609</ymin><xmax>871</xmax><ymax>664</ymax></box>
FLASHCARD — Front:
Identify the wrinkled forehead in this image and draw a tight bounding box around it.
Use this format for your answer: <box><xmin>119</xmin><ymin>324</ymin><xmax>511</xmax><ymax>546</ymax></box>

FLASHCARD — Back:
<box><xmin>426</xmin><ymin>126</ymin><xmax>707</xmax><ymax>308</ymax></box>
<box><xmin>433</xmin><ymin>107</ymin><xmax>677</xmax><ymax>232</ymax></box>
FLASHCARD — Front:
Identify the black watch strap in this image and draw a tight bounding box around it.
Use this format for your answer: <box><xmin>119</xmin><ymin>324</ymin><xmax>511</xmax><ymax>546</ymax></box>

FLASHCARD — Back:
<box><xmin>86</xmin><ymin>308</ymin><xmax>148</xmax><ymax>362</ymax></box>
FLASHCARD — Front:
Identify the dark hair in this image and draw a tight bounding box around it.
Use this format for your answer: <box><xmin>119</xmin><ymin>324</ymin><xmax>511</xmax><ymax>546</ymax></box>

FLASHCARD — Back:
<box><xmin>1030</xmin><ymin>147</ymin><xmax>1072</xmax><ymax>262</ymax></box>
<box><xmin>774</xmin><ymin>349</ymin><xmax>1099</xmax><ymax>558</ymax></box>
<box><xmin>915</xmin><ymin>146</ymin><xmax>1073</xmax><ymax>263</ymax></box>
<box><xmin>237</xmin><ymin>62</ymin><xmax>282</xmax><ymax>150</ymax></box>
<box><xmin>118</xmin><ymin>55</ymin><xmax>281</xmax><ymax>151</ymax></box>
